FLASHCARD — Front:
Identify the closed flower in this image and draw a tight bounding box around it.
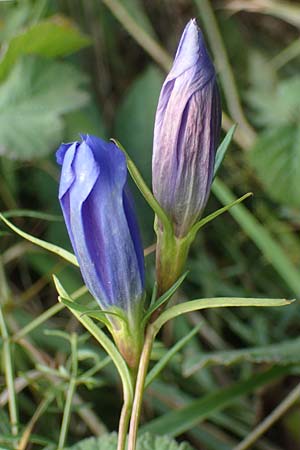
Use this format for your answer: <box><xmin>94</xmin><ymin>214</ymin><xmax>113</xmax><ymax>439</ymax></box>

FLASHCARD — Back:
<box><xmin>57</xmin><ymin>135</ymin><xmax>145</xmax><ymax>366</ymax></box>
<box><xmin>152</xmin><ymin>19</ymin><xmax>221</xmax><ymax>238</ymax></box>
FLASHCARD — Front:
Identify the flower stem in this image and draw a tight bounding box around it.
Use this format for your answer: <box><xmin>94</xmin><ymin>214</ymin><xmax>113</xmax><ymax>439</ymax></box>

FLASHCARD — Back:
<box><xmin>127</xmin><ymin>326</ymin><xmax>154</xmax><ymax>450</ymax></box>
<box><xmin>155</xmin><ymin>227</ymin><xmax>191</xmax><ymax>297</ymax></box>
<box><xmin>117</xmin><ymin>393</ymin><xmax>132</xmax><ymax>450</ymax></box>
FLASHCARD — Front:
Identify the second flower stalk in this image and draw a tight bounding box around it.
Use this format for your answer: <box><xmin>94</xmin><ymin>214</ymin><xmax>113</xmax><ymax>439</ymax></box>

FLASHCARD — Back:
<box><xmin>128</xmin><ymin>18</ymin><xmax>222</xmax><ymax>449</ymax></box>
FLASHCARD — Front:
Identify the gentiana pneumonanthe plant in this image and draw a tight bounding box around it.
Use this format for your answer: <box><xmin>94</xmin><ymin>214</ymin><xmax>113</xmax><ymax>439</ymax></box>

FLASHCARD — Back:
<box><xmin>56</xmin><ymin>135</ymin><xmax>145</xmax><ymax>369</ymax></box>
<box><xmin>0</xmin><ymin>17</ymin><xmax>292</xmax><ymax>450</ymax></box>
<box><xmin>152</xmin><ymin>18</ymin><xmax>222</xmax><ymax>295</ymax></box>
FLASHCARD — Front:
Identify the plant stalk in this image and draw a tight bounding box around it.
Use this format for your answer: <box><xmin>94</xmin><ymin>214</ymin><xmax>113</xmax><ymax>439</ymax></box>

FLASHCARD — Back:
<box><xmin>127</xmin><ymin>326</ymin><xmax>154</xmax><ymax>450</ymax></box>
<box><xmin>117</xmin><ymin>392</ymin><xmax>132</xmax><ymax>450</ymax></box>
<box><xmin>155</xmin><ymin>226</ymin><xmax>191</xmax><ymax>297</ymax></box>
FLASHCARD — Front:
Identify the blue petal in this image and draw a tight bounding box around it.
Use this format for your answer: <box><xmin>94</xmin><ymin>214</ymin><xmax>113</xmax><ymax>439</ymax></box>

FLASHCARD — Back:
<box><xmin>57</xmin><ymin>142</ymin><xmax>79</xmax><ymax>200</ymax></box>
<box><xmin>56</xmin><ymin>142</ymin><xmax>75</xmax><ymax>165</ymax></box>
<box><xmin>58</xmin><ymin>137</ymin><xmax>144</xmax><ymax>313</ymax></box>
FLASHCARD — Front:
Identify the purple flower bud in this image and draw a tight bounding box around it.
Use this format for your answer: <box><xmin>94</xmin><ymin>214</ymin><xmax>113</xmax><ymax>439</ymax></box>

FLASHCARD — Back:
<box><xmin>152</xmin><ymin>19</ymin><xmax>221</xmax><ymax>237</ymax></box>
<box><xmin>56</xmin><ymin>135</ymin><xmax>145</xmax><ymax>321</ymax></box>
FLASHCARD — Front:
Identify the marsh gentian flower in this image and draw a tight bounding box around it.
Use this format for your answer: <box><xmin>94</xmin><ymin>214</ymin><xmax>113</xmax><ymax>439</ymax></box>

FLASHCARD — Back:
<box><xmin>152</xmin><ymin>19</ymin><xmax>221</xmax><ymax>238</ymax></box>
<box><xmin>57</xmin><ymin>136</ymin><xmax>145</xmax><ymax>366</ymax></box>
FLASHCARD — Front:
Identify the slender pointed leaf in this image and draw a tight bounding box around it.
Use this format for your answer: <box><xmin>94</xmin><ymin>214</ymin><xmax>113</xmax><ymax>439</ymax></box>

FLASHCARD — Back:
<box><xmin>153</xmin><ymin>297</ymin><xmax>293</xmax><ymax>334</ymax></box>
<box><xmin>0</xmin><ymin>213</ymin><xmax>78</xmax><ymax>267</ymax></box>
<box><xmin>53</xmin><ymin>275</ymin><xmax>134</xmax><ymax>399</ymax></box>
<box><xmin>143</xmin><ymin>272</ymin><xmax>189</xmax><ymax>324</ymax></box>
<box><xmin>3</xmin><ymin>209</ymin><xmax>62</xmax><ymax>221</ymax></box>
<box><xmin>189</xmin><ymin>192</ymin><xmax>252</xmax><ymax>238</ymax></box>
<box><xmin>150</xmin><ymin>282</ymin><xmax>158</xmax><ymax>308</ymax></box>
<box><xmin>213</xmin><ymin>124</ymin><xmax>236</xmax><ymax>178</ymax></box>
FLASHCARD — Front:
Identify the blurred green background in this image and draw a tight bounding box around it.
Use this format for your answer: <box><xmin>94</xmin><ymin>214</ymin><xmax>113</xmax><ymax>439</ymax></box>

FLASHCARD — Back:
<box><xmin>1</xmin><ymin>0</ymin><xmax>300</xmax><ymax>449</ymax></box>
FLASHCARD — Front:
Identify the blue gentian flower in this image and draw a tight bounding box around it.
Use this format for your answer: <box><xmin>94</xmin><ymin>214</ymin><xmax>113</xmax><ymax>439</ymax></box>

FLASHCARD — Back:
<box><xmin>57</xmin><ymin>135</ymin><xmax>145</xmax><ymax>365</ymax></box>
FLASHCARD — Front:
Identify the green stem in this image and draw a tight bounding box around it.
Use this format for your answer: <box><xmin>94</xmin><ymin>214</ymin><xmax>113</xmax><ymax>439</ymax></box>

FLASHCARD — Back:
<box><xmin>58</xmin><ymin>333</ymin><xmax>78</xmax><ymax>450</ymax></box>
<box><xmin>0</xmin><ymin>306</ymin><xmax>18</xmax><ymax>437</ymax></box>
<box><xmin>155</xmin><ymin>227</ymin><xmax>191</xmax><ymax>297</ymax></box>
<box><xmin>117</xmin><ymin>392</ymin><xmax>133</xmax><ymax>450</ymax></box>
<box><xmin>127</xmin><ymin>326</ymin><xmax>154</xmax><ymax>450</ymax></box>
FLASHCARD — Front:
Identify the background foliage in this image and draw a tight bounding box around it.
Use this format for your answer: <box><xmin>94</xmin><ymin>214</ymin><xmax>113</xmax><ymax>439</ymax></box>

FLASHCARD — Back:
<box><xmin>1</xmin><ymin>0</ymin><xmax>300</xmax><ymax>449</ymax></box>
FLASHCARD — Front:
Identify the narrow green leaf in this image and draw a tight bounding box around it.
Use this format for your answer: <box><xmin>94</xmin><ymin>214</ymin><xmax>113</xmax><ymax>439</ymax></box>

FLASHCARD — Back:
<box><xmin>145</xmin><ymin>324</ymin><xmax>202</xmax><ymax>388</ymax></box>
<box><xmin>58</xmin><ymin>294</ymin><xmax>110</xmax><ymax>328</ymax></box>
<box><xmin>142</xmin><ymin>366</ymin><xmax>291</xmax><ymax>437</ymax></box>
<box><xmin>59</xmin><ymin>296</ymin><xmax>128</xmax><ymax>323</ymax></box>
<box><xmin>213</xmin><ymin>125</ymin><xmax>236</xmax><ymax>178</ymax></box>
<box><xmin>189</xmin><ymin>192</ymin><xmax>252</xmax><ymax>238</ymax></box>
<box><xmin>143</xmin><ymin>272</ymin><xmax>189</xmax><ymax>324</ymax></box>
<box><xmin>59</xmin><ymin>298</ymin><xmax>91</xmax><ymax>313</ymax></box>
<box><xmin>52</xmin><ymin>276</ymin><xmax>134</xmax><ymax>400</ymax></box>
<box><xmin>153</xmin><ymin>297</ymin><xmax>293</xmax><ymax>334</ymax></box>
<box><xmin>150</xmin><ymin>282</ymin><xmax>158</xmax><ymax>308</ymax></box>
<box><xmin>0</xmin><ymin>213</ymin><xmax>78</xmax><ymax>267</ymax></box>
<box><xmin>58</xmin><ymin>295</ymin><xmax>109</xmax><ymax>325</ymax></box>
<box><xmin>53</xmin><ymin>276</ymin><xmax>73</xmax><ymax>300</ymax></box>
<box><xmin>3</xmin><ymin>209</ymin><xmax>62</xmax><ymax>221</ymax></box>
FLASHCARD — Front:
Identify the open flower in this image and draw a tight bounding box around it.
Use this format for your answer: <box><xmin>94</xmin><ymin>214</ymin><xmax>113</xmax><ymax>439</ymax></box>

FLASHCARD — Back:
<box><xmin>152</xmin><ymin>19</ymin><xmax>221</xmax><ymax>238</ymax></box>
<box><xmin>57</xmin><ymin>135</ymin><xmax>145</xmax><ymax>366</ymax></box>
